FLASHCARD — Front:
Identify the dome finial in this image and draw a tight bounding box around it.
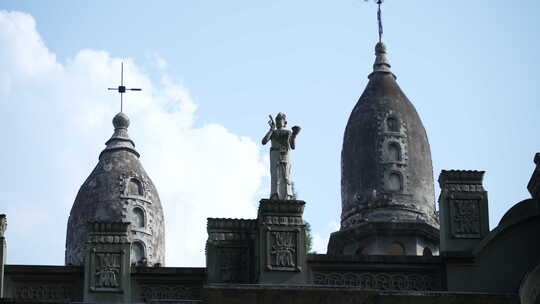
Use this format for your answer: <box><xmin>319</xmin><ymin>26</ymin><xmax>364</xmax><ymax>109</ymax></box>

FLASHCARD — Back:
<box><xmin>113</xmin><ymin>112</ymin><xmax>130</xmax><ymax>129</ymax></box>
<box><xmin>371</xmin><ymin>41</ymin><xmax>393</xmax><ymax>76</ymax></box>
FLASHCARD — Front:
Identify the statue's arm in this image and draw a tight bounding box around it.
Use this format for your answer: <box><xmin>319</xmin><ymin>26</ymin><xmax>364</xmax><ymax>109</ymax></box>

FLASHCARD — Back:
<box><xmin>290</xmin><ymin>126</ymin><xmax>301</xmax><ymax>150</ymax></box>
<box><xmin>262</xmin><ymin>129</ymin><xmax>273</xmax><ymax>145</ymax></box>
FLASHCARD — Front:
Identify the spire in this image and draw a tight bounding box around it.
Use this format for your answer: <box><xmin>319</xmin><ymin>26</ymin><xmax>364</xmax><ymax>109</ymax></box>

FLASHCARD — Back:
<box><xmin>99</xmin><ymin>112</ymin><xmax>139</xmax><ymax>159</ymax></box>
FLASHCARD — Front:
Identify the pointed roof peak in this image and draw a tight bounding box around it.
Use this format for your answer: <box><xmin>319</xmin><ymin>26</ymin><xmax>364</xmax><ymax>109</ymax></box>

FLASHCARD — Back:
<box><xmin>369</xmin><ymin>42</ymin><xmax>395</xmax><ymax>79</ymax></box>
<box><xmin>99</xmin><ymin>112</ymin><xmax>139</xmax><ymax>159</ymax></box>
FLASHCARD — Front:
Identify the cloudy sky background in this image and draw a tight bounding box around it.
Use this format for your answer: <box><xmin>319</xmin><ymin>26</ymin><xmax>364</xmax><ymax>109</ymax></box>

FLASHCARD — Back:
<box><xmin>1</xmin><ymin>1</ymin><xmax>539</xmax><ymax>266</ymax></box>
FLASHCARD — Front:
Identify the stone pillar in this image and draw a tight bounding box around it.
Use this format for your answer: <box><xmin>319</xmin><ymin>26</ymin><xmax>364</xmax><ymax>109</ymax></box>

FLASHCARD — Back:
<box><xmin>206</xmin><ymin>218</ymin><xmax>257</xmax><ymax>283</ymax></box>
<box><xmin>256</xmin><ymin>199</ymin><xmax>307</xmax><ymax>284</ymax></box>
<box><xmin>84</xmin><ymin>222</ymin><xmax>131</xmax><ymax>303</ymax></box>
<box><xmin>438</xmin><ymin>170</ymin><xmax>489</xmax><ymax>253</ymax></box>
<box><xmin>0</xmin><ymin>214</ymin><xmax>6</xmax><ymax>298</ymax></box>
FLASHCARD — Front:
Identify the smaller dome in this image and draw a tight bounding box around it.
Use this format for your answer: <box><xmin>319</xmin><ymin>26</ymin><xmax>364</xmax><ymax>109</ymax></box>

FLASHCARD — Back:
<box><xmin>113</xmin><ymin>112</ymin><xmax>130</xmax><ymax>129</ymax></box>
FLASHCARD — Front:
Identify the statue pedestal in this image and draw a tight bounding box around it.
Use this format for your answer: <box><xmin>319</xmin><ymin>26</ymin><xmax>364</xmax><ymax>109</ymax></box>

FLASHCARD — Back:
<box><xmin>256</xmin><ymin>199</ymin><xmax>307</xmax><ymax>284</ymax></box>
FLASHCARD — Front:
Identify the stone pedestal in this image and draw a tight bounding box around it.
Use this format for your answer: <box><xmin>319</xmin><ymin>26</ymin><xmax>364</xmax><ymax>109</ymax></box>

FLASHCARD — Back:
<box><xmin>438</xmin><ymin>171</ymin><xmax>489</xmax><ymax>253</ymax></box>
<box><xmin>84</xmin><ymin>221</ymin><xmax>132</xmax><ymax>303</ymax></box>
<box><xmin>0</xmin><ymin>214</ymin><xmax>5</xmax><ymax>298</ymax></box>
<box><xmin>256</xmin><ymin>199</ymin><xmax>307</xmax><ymax>284</ymax></box>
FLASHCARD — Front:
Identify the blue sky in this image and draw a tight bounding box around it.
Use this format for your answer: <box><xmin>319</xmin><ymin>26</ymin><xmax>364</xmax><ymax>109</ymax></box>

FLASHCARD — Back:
<box><xmin>0</xmin><ymin>1</ymin><xmax>539</xmax><ymax>266</ymax></box>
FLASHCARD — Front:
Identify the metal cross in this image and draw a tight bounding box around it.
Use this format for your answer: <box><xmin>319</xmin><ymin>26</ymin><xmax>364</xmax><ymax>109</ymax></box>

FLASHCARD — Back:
<box><xmin>108</xmin><ymin>62</ymin><xmax>142</xmax><ymax>113</ymax></box>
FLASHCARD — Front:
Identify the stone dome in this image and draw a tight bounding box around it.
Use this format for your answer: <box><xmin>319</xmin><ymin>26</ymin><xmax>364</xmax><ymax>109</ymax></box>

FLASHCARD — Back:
<box><xmin>65</xmin><ymin>112</ymin><xmax>165</xmax><ymax>266</ymax></box>
<box><xmin>340</xmin><ymin>42</ymin><xmax>438</xmax><ymax>229</ymax></box>
<box><xmin>328</xmin><ymin>43</ymin><xmax>439</xmax><ymax>256</ymax></box>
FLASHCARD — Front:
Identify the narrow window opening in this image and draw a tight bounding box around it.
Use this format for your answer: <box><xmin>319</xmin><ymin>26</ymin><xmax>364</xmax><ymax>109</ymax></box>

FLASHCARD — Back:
<box><xmin>386</xmin><ymin>117</ymin><xmax>399</xmax><ymax>132</ymax></box>
<box><xmin>132</xmin><ymin>242</ymin><xmax>145</xmax><ymax>264</ymax></box>
<box><xmin>388</xmin><ymin>172</ymin><xmax>403</xmax><ymax>192</ymax></box>
<box><xmin>133</xmin><ymin>207</ymin><xmax>145</xmax><ymax>228</ymax></box>
<box><xmin>387</xmin><ymin>142</ymin><xmax>401</xmax><ymax>161</ymax></box>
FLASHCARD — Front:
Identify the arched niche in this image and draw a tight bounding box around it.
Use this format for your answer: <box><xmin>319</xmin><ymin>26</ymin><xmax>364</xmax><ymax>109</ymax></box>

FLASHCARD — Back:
<box><xmin>386</xmin><ymin>116</ymin><xmax>399</xmax><ymax>132</ymax></box>
<box><xmin>131</xmin><ymin>241</ymin><xmax>145</xmax><ymax>264</ymax></box>
<box><xmin>387</xmin><ymin>142</ymin><xmax>402</xmax><ymax>162</ymax></box>
<box><xmin>133</xmin><ymin>207</ymin><xmax>145</xmax><ymax>228</ymax></box>
<box><xmin>387</xmin><ymin>172</ymin><xmax>403</xmax><ymax>192</ymax></box>
<box><xmin>127</xmin><ymin>178</ymin><xmax>144</xmax><ymax>196</ymax></box>
<box><xmin>423</xmin><ymin>247</ymin><xmax>433</xmax><ymax>256</ymax></box>
<box><xmin>388</xmin><ymin>242</ymin><xmax>405</xmax><ymax>255</ymax></box>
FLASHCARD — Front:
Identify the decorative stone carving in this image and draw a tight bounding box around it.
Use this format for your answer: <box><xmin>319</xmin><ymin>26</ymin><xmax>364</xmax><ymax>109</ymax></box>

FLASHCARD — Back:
<box><xmin>84</xmin><ymin>221</ymin><xmax>131</xmax><ymax>302</ymax></box>
<box><xmin>312</xmin><ymin>271</ymin><xmax>439</xmax><ymax>291</ymax></box>
<box><xmin>257</xmin><ymin>199</ymin><xmax>307</xmax><ymax>283</ymax></box>
<box><xmin>438</xmin><ymin>170</ymin><xmax>489</xmax><ymax>252</ymax></box>
<box><xmin>15</xmin><ymin>285</ymin><xmax>75</xmax><ymax>300</ymax></box>
<box><xmin>95</xmin><ymin>253</ymin><xmax>121</xmax><ymax>288</ymax></box>
<box><xmin>118</xmin><ymin>170</ymin><xmax>151</xmax><ymax>200</ymax></box>
<box><xmin>269</xmin><ymin>231</ymin><xmax>297</xmax><ymax>269</ymax></box>
<box><xmin>261</xmin><ymin>113</ymin><xmax>301</xmax><ymax>200</ymax></box>
<box><xmin>450</xmin><ymin>199</ymin><xmax>481</xmax><ymax>238</ymax></box>
<box><xmin>140</xmin><ymin>285</ymin><xmax>202</xmax><ymax>301</ymax></box>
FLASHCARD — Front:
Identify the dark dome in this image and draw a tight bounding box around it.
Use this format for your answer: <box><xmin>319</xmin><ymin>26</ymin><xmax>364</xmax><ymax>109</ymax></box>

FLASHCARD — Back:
<box><xmin>340</xmin><ymin>43</ymin><xmax>438</xmax><ymax>230</ymax></box>
<box><xmin>65</xmin><ymin>113</ymin><xmax>165</xmax><ymax>266</ymax></box>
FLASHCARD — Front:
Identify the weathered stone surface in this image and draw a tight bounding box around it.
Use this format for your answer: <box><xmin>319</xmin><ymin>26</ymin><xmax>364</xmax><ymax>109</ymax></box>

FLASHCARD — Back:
<box><xmin>204</xmin><ymin>285</ymin><xmax>519</xmax><ymax>304</ymax></box>
<box><xmin>206</xmin><ymin>218</ymin><xmax>256</xmax><ymax>283</ymax></box>
<box><xmin>520</xmin><ymin>262</ymin><xmax>540</xmax><ymax>304</ymax></box>
<box><xmin>340</xmin><ymin>43</ymin><xmax>437</xmax><ymax>229</ymax></box>
<box><xmin>2</xmin><ymin>265</ymin><xmax>84</xmax><ymax>302</ymax></box>
<box><xmin>330</xmin><ymin>42</ymin><xmax>439</xmax><ymax>256</ymax></box>
<box><xmin>84</xmin><ymin>221</ymin><xmax>132</xmax><ymax>303</ymax></box>
<box><xmin>438</xmin><ymin>170</ymin><xmax>489</xmax><ymax>253</ymax></box>
<box><xmin>65</xmin><ymin>113</ymin><xmax>165</xmax><ymax>267</ymax></box>
<box><xmin>261</xmin><ymin>113</ymin><xmax>301</xmax><ymax>200</ymax></box>
<box><xmin>257</xmin><ymin>199</ymin><xmax>307</xmax><ymax>284</ymax></box>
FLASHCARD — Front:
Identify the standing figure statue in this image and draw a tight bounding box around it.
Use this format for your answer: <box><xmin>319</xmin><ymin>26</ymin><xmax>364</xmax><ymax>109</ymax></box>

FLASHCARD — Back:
<box><xmin>262</xmin><ymin>113</ymin><xmax>301</xmax><ymax>200</ymax></box>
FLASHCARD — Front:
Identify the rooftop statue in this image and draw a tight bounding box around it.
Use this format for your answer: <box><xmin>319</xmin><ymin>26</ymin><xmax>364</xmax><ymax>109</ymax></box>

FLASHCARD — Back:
<box><xmin>261</xmin><ymin>113</ymin><xmax>301</xmax><ymax>200</ymax></box>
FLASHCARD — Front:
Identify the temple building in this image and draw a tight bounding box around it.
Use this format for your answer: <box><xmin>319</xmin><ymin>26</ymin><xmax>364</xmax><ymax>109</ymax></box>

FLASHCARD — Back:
<box><xmin>1</xmin><ymin>12</ymin><xmax>540</xmax><ymax>304</ymax></box>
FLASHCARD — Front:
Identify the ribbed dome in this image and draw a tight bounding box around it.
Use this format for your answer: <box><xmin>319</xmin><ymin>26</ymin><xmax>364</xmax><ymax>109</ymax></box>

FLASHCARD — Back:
<box><xmin>340</xmin><ymin>42</ymin><xmax>438</xmax><ymax>229</ymax></box>
<box><xmin>65</xmin><ymin>113</ymin><xmax>165</xmax><ymax>266</ymax></box>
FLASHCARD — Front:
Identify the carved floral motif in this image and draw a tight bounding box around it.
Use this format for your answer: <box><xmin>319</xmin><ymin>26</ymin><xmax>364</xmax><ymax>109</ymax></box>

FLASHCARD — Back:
<box><xmin>15</xmin><ymin>285</ymin><xmax>75</xmax><ymax>300</ymax></box>
<box><xmin>140</xmin><ymin>285</ymin><xmax>201</xmax><ymax>301</ymax></box>
<box><xmin>313</xmin><ymin>271</ymin><xmax>438</xmax><ymax>291</ymax></box>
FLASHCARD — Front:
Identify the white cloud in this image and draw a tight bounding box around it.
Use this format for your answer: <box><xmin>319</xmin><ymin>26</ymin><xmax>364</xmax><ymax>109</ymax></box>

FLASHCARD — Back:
<box><xmin>0</xmin><ymin>10</ymin><xmax>266</xmax><ymax>266</ymax></box>
<box><xmin>311</xmin><ymin>221</ymin><xmax>340</xmax><ymax>254</ymax></box>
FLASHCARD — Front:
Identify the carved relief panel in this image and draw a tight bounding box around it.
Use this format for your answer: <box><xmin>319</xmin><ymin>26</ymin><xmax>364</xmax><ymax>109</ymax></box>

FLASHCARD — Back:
<box><xmin>90</xmin><ymin>251</ymin><xmax>124</xmax><ymax>292</ymax></box>
<box><xmin>449</xmin><ymin>199</ymin><xmax>481</xmax><ymax>238</ymax></box>
<box><xmin>266</xmin><ymin>229</ymin><xmax>301</xmax><ymax>272</ymax></box>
